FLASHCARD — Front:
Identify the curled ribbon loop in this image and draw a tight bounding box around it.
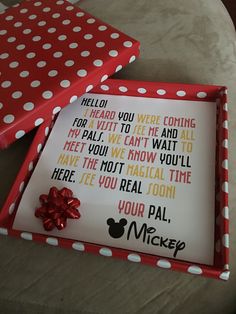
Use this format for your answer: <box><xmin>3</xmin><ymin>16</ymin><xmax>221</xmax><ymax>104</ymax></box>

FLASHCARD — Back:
<box><xmin>35</xmin><ymin>187</ymin><xmax>81</xmax><ymax>231</ymax></box>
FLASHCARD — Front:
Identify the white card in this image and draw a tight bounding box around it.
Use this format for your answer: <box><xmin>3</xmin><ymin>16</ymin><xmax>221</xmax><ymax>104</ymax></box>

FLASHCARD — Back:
<box><xmin>14</xmin><ymin>93</ymin><xmax>216</xmax><ymax>265</ymax></box>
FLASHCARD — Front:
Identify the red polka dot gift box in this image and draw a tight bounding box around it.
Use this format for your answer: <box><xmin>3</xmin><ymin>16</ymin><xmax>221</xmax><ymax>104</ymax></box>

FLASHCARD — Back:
<box><xmin>0</xmin><ymin>0</ymin><xmax>140</xmax><ymax>149</ymax></box>
<box><xmin>0</xmin><ymin>79</ymin><xmax>229</xmax><ymax>280</ymax></box>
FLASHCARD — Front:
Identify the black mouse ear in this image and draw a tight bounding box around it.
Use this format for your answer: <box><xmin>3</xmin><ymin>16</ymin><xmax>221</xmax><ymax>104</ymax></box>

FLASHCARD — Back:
<box><xmin>120</xmin><ymin>218</ymin><xmax>127</xmax><ymax>226</ymax></box>
<box><xmin>107</xmin><ymin>218</ymin><xmax>114</xmax><ymax>226</ymax></box>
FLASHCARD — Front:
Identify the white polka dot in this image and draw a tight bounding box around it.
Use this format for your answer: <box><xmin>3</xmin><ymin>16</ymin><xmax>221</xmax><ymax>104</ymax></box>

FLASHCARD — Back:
<box><xmin>222</xmin><ymin>234</ymin><xmax>229</xmax><ymax>248</ymax></box>
<box><xmin>157</xmin><ymin>89</ymin><xmax>166</xmax><ymax>95</ymax></box>
<box><xmin>42</xmin><ymin>91</ymin><xmax>53</xmax><ymax>99</ymax></box>
<box><xmin>17</xmin><ymin>44</ymin><xmax>26</xmax><ymax>50</ymax></box>
<box><xmin>109</xmin><ymin>50</ymin><xmax>118</xmax><ymax>57</ymax></box>
<box><xmin>99</xmin><ymin>247</ymin><xmax>112</xmax><ymax>257</ymax></box>
<box><xmin>96</xmin><ymin>41</ymin><xmax>105</xmax><ymax>48</ymax></box>
<box><xmin>73</xmin><ymin>26</ymin><xmax>81</xmax><ymax>32</ymax></box>
<box><xmin>197</xmin><ymin>92</ymin><xmax>207</xmax><ymax>98</ymax></box>
<box><xmin>0</xmin><ymin>30</ymin><xmax>7</xmax><ymax>35</ymax></box>
<box><xmin>0</xmin><ymin>103</ymin><xmax>3</xmax><ymax>110</ymax></box>
<box><xmin>28</xmin><ymin>161</ymin><xmax>34</xmax><ymax>171</ymax></box>
<box><xmin>62</xmin><ymin>19</ymin><xmax>71</xmax><ymax>25</ymax></box>
<box><xmin>177</xmin><ymin>90</ymin><xmax>186</xmax><ymax>97</ymax></box>
<box><xmin>98</xmin><ymin>25</ymin><xmax>107</xmax><ymax>31</ymax></box>
<box><xmin>1</xmin><ymin>81</ymin><xmax>11</xmax><ymax>88</ymax></box>
<box><xmin>14</xmin><ymin>22</ymin><xmax>22</xmax><ymax>28</ymax></box>
<box><xmin>48</xmin><ymin>70</ymin><xmax>58</xmax><ymax>77</ymax></box>
<box><xmin>127</xmin><ymin>253</ymin><xmax>141</xmax><ymax>262</ymax></box>
<box><xmin>222</xmin><ymin>120</ymin><xmax>228</xmax><ymax>129</ymax></box>
<box><xmin>70</xmin><ymin>96</ymin><xmax>78</xmax><ymax>103</ymax></box>
<box><xmin>221</xmin><ymin>139</ymin><xmax>228</xmax><ymax>149</ymax></box>
<box><xmin>66</xmin><ymin>6</ymin><xmax>74</xmax><ymax>11</ymax></box>
<box><xmin>48</xmin><ymin>27</ymin><xmax>56</xmax><ymax>33</ymax></box>
<box><xmin>84</xmin><ymin>34</ymin><xmax>93</xmax><ymax>40</ymax></box>
<box><xmin>26</xmin><ymin>52</ymin><xmax>36</xmax><ymax>59</ymax></box>
<box><xmin>53</xmin><ymin>51</ymin><xmax>63</xmax><ymax>58</ymax></box>
<box><xmin>43</xmin><ymin>7</ymin><xmax>51</xmax><ymax>13</ymax></box>
<box><xmin>20</xmin><ymin>8</ymin><xmax>28</xmax><ymax>13</ymax></box>
<box><xmin>101</xmin><ymin>74</ymin><xmax>108</xmax><ymax>82</ymax></box>
<box><xmin>31</xmin><ymin>80</ymin><xmax>41</xmax><ymax>88</ymax></box>
<box><xmin>69</xmin><ymin>42</ymin><xmax>78</xmax><ymax>49</ymax></box>
<box><xmin>0</xmin><ymin>53</ymin><xmax>9</xmax><ymax>59</ymax></box>
<box><xmin>222</xmin><ymin>182</ymin><xmax>228</xmax><ymax>193</ymax></box>
<box><xmin>35</xmin><ymin>118</ymin><xmax>44</xmax><ymax>126</ymax></box>
<box><xmin>86</xmin><ymin>85</ymin><xmax>93</xmax><ymax>92</ymax></box>
<box><xmin>9</xmin><ymin>203</ymin><xmax>15</xmax><ymax>215</ymax></box>
<box><xmin>52</xmin><ymin>13</ymin><xmax>60</xmax><ymax>18</ymax></box>
<box><xmin>77</xmin><ymin>69</ymin><xmax>87</xmax><ymax>77</ymax></box>
<box><xmin>38</xmin><ymin>21</ymin><xmax>46</xmax><ymax>26</ymax></box>
<box><xmin>3</xmin><ymin>114</ymin><xmax>14</xmax><ymax>124</ymax></box>
<box><xmin>60</xmin><ymin>80</ymin><xmax>70</xmax><ymax>88</ymax></box>
<box><xmin>93</xmin><ymin>59</ymin><xmax>103</xmax><ymax>67</ymax></box>
<box><xmin>32</xmin><ymin>35</ymin><xmax>41</xmax><ymax>42</ymax></box>
<box><xmin>37</xmin><ymin>61</ymin><xmax>46</xmax><ymax>68</ymax></box>
<box><xmin>45</xmin><ymin>127</ymin><xmax>49</xmax><ymax>136</ymax></box>
<box><xmin>223</xmin><ymin>103</ymin><xmax>228</xmax><ymax>111</ymax></box>
<box><xmin>111</xmin><ymin>33</ymin><xmax>119</xmax><ymax>39</ymax></box>
<box><xmin>58</xmin><ymin>35</ymin><xmax>67</xmax><ymax>41</ymax></box>
<box><xmin>157</xmin><ymin>259</ymin><xmax>171</xmax><ymax>268</ymax></box>
<box><xmin>19</xmin><ymin>181</ymin><xmax>25</xmax><ymax>192</ymax></box>
<box><xmin>224</xmin><ymin>264</ymin><xmax>229</xmax><ymax>270</ymax></box>
<box><xmin>116</xmin><ymin>65</ymin><xmax>122</xmax><ymax>72</ymax></box>
<box><xmin>123</xmin><ymin>41</ymin><xmax>133</xmax><ymax>48</ymax></box>
<box><xmin>76</xmin><ymin>12</ymin><xmax>84</xmax><ymax>17</ymax></box>
<box><xmin>65</xmin><ymin>60</ymin><xmax>74</xmax><ymax>67</ymax></box>
<box><xmin>34</xmin><ymin>1</ymin><xmax>42</xmax><ymax>6</ymax></box>
<box><xmin>12</xmin><ymin>91</ymin><xmax>22</xmax><ymax>99</ymax></box>
<box><xmin>222</xmin><ymin>159</ymin><xmax>228</xmax><ymax>170</ymax></box>
<box><xmin>7</xmin><ymin>37</ymin><xmax>16</xmax><ymax>43</ymax></box>
<box><xmin>129</xmin><ymin>55</ymin><xmax>136</xmax><ymax>63</ymax></box>
<box><xmin>222</xmin><ymin>206</ymin><xmax>229</xmax><ymax>219</ymax></box>
<box><xmin>87</xmin><ymin>18</ymin><xmax>95</xmax><ymax>24</ymax></box>
<box><xmin>5</xmin><ymin>15</ymin><xmax>14</xmax><ymax>21</ymax></box>
<box><xmin>119</xmin><ymin>86</ymin><xmax>128</xmax><ymax>93</ymax></box>
<box><xmin>9</xmin><ymin>61</ymin><xmax>19</xmax><ymax>68</ymax></box>
<box><xmin>0</xmin><ymin>228</ymin><xmax>8</xmax><ymax>236</ymax></box>
<box><xmin>37</xmin><ymin>143</ymin><xmax>42</xmax><ymax>153</ymax></box>
<box><xmin>138</xmin><ymin>88</ymin><xmax>146</xmax><ymax>94</ymax></box>
<box><xmin>42</xmin><ymin>43</ymin><xmax>52</xmax><ymax>50</ymax></box>
<box><xmin>56</xmin><ymin>0</ymin><xmax>64</xmax><ymax>4</ymax></box>
<box><xmin>29</xmin><ymin>14</ymin><xmax>37</xmax><ymax>20</ymax></box>
<box><xmin>22</xmin><ymin>22</ymin><xmax>31</xmax><ymax>32</ymax></box>
<box><xmin>20</xmin><ymin>71</ymin><xmax>29</xmax><ymax>78</ymax></box>
<box><xmin>46</xmin><ymin>237</ymin><xmax>58</xmax><ymax>246</ymax></box>
<box><xmin>101</xmin><ymin>85</ymin><xmax>109</xmax><ymax>91</ymax></box>
<box><xmin>187</xmin><ymin>265</ymin><xmax>202</xmax><ymax>275</ymax></box>
<box><xmin>53</xmin><ymin>106</ymin><xmax>61</xmax><ymax>114</ymax></box>
<box><xmin>81</xmin><ymin>50</ymin><xmax>90</xmax><ymax>57</ymax></box>
<box><xmin>15</xmin><ymin>130</ymin><xmax>25</xmax><ymax>139</ymax></box>
<box><xmin>221</xmin><ymin>89</ymin><xmax>228</xmax><ymax>95</ymax></box>
<box><xmin>72</xmin><ymin>242</ymin><xmax>85</xmax><ymax>251</ymax></box>
<box><xmin>219</xmin><ymin>271</ymin><xmax>230</xmax><ymax>281</ymax></box>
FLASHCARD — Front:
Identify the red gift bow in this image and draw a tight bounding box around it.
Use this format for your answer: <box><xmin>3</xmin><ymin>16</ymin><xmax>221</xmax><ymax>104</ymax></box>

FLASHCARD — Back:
<box><xmin>35</xmin><ymin>187</ymin><xmax>81</xmax><ymax>231</ymax></box>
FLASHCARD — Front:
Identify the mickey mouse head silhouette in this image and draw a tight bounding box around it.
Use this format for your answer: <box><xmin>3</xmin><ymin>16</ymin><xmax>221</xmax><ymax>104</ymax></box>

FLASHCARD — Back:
<box><xmin>107</xmin><ymin>218</ymin><xmax>127</xmax><ymax>239</ymax></box>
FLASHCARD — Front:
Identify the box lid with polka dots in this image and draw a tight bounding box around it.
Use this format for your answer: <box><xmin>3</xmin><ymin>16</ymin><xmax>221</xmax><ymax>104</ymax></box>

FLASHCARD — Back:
<box><xmin>0</xmin><ymin>0</ymin><xmax>140</xmax><ymax>149</ymax></box>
